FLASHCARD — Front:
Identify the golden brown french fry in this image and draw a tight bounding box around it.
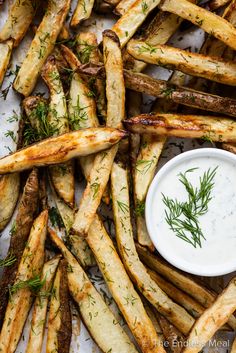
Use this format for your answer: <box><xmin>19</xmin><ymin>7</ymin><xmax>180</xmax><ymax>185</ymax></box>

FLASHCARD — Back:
<box><xmin>127</xmin><ymin>40</ymin><xmax>236</xmax><ymax>86</ymax></box>
<box><xmin>46</xmin><ymin>259</ymin><xmax>72</xmax><ymax>353</ymax></box>
<box><xmin>183</xmin><ymin>278</ymin><xmax>236</xmax><ymax>353</ymax></box>
<box><xmin>26</xmin><ymin>256</ymin><xmax>61</xmax><ymax>353</ymax></box>
<box><xmin>231</xmin><ymin>337</ymin><xmax>236</xmax><ymax>353</ymax></box>
<box><xmin>136</xmin><ymin>244</ymin><xmax>236</xmax><ymax>330</ymax></box>
<box><xmin>209</xmin><ymin>0</ymin><xmax>230</xmax><ymax>10</ymax></box>
<box><xmin>111</xmin><ymin>162</ymin><xmax>195</xmax><ymax>335</ymax></box>
<box><xmin>0</xmin><ymin>169</ymin><xmax>39</xmax><ymax>329</ymax></box>
<box><xmin>124</xmin><ymin>113</ymin><xmax>236</xmax><ymax>143</ymax></box>
<box><xmin>0</xmin><ymin>0</ymin><xmax>38</xmax><ymax>47</ymax></box>
<box><xmin>0</xmin><ymin>210</ymin><xmax>48</xmax><ymax>353</ymax></box>
<box><xmin>160</xmin><ymin>0</ymin><xmax>236</xmax><ymax>51</ymax></box>
<box><xmin>87</xmin><ymin>215</ymin><xmax>165</xmax><ymax>353</ymax></box>
<box><xmin>143</xmin><ymin>300</ymin><xmax>165</xmax><ymax>342</ymax></box>
<box><xmin>0</xmin><ymin>40</ymin><xmax>13</xmax><ymax>87</ymax></box>
<box><xmin>127</xmin><ymin>90</ymin><xmax>141</xmax><ymax>172</ymax></box>
<box><xmin>13</xmin><ymin>0</ymin><xmax>71</xmax><ymax>96</ymax></box>
<box><xmin>0</xmin><ymin>128</ymin><xmax>126</xmax><ymax>174</ymax></box>
<box><xmin>58</xmin><ymin>24</ymin><xmax>70</xmax><ymax>41</ymax></box>
<box><xmin>70</xmin><ymin>0</ymin><xmax>95</xmax><ymax>27</ymax></box>
<box><xmin>48</xmin><ymin>228</ymin><xmax>139</xmax><ymax>353</ymax></box>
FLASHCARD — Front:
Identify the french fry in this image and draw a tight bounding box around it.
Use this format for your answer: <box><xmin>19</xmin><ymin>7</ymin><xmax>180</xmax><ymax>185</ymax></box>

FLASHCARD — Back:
<box><xmin>0</xmin><ymin>169</ymin><xmax>39</xmax><ymax>328</ymax></box>
<box><xmin>41</xmin><ymin>56</ymin><xmax>75</xmax><ymax>207</ymax></box>
<box><xmin>72</xmin><ymin>30</ymin><xmax>125</xmax><ymax>237</ymax></box>
<box><xmin>157</xmin><ymin>314</ymin><xmax>185</xmax><ymax>353</ymax></box>
<box><xmin>26</xmin><ymin>256</ymin><xmax>61</xmax><ymax>353</ymax></box>
<box><xmin>0</xmin><ymin>210</ymin><xmax>48</xmax><ymax>353</ymax></box>
<box><xmin>13</xmin><ymin>0</ymin><xmax>71</xmax><ymax>96</ymax></box>
<box><xmin>209</xmin><ymin>0</ymin><xmax>231</xmax><ymax>10</ymax></box>
<box><xmin>0</xmin><ymin>127</ymin><xmax>126</xmax><ymax>175</ymax></box>
<box><xmin>124</xmin><ymin>113</ymin><xmax>236</xmax><ymax>143</ymax></box>
<box><xmin>127</xmin><ymin>40</ymin><xmax>236</xmax><ymax>86</ymax></box>
<box><xmin>160</xmin><ymin>0</ymin><xmax>236</xmax><ymax>51</ymax></box>
<box><xmin>143</xmin><ymin>300</ymin><xmax>165</xmax><ymax>342</ymax></box>
<box><xmin>46</xmin><ymin>259</ymin><xmax>72</xmax><ymax>353</ymax></box>
<box><xmin>111</xmin><ymin>162</ymin><xmax>195</xmax><ymax>335</ymax></box>
<box><xmin>0</xmin><ymin>40</ymin><xmax>13</xmax><ymax>87</ymax></box>
<box><xmin>231</xmin><ymin>337</ymin><xmax>236</xmax><ymax>353</ymax></box>
<box><xmin>127</xmin><ymin>90</ymin><xmax>141</xmax><ymax>172</ymax></box>
<box><xmin>87</xmin><ymin>215</ymin><xmax>165</xmax><ymax>353</ymax></box>
<box><xmin>70</xmin><ymin>0</ymin><xmax>95</xmax><ymax>27</ymax></box>
<box><xmin>48</xmin><ymin>228</ymin><xmax>139</xmax><ymax>353</ymax></box>
<box><xmin>0</xmin><ymin>0</ymin><xmax>38</xmax><ymax>47</ymax></box>
<box><xmin>183</xmin><ymin>278</ymin><xmax>236</xmax><ymax>353</ymax></box>
<box><xmin>136</xmin><ymin>244</ymin><xmax>236</xmax><ymax>330</ymax></box>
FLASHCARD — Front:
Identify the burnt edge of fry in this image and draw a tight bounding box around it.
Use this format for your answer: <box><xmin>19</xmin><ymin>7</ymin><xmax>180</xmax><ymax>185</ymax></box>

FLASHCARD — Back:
<box><xmin>103</xmin><ymin>29</ymin><xmax>121</xmax><ymax>47</ymax></box>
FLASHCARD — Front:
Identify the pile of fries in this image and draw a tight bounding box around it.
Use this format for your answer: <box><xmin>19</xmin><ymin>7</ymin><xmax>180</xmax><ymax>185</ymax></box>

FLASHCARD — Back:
<box><xmin>1</xmin><ymin>0</ymin><xmax>236</xmax><ymax>352</ymax></box>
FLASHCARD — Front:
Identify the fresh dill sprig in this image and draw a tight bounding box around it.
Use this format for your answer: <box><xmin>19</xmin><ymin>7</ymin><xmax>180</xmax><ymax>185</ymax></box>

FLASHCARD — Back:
<box><xmin>135</xmin><ymin>200</ymin><xmax>145</xmax><ymax>217</ymax></box>
<box><xmin>76</xmin><ymin>41</ymin><xmax>96</xmax><ymax>64</ymax></box>
<box><xmin>69</xmin><ymin>96</ymin><xmax>89</xmax><ymax>130</ymax></box>
<box><xmin>162</xmin><ymin>166</ymin><xmax>218</xmax><ymax>248</ymax></box>
<box><xmin>0</xmin><ymin>254</ymin><xmax>17</xmax><ymax>268</ymax></box>
<box><xmin>9</xmin><ymin>274</ymin><xmax>45</xmax><ymax>298</ymax></box>
<box><xmin>49</xmin><ymin>207</ymin><xmax>64</xmax><ymax>229</ymax></box>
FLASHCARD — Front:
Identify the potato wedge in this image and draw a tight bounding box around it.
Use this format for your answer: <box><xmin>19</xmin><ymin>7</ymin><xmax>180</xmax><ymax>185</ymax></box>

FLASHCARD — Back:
<box><xmin>183</xmin><ymin>278</ymin><xmax>236</xmax><ymax>353</ymax></box>
<box><xmin>0</xmin><ymin>168</ymin><xmax>39</xmax><ymax>328</ymax></box>
<box><xmin>87</xmin><ymin>215</ymin><xmax>165</xmax><ymax>353</ymax></box>
<box><xmin>13</xmin><ymin>0</ymin><xmax>71</xmax><ymax>96</ymax></box>
<box><xmin>111</xmin><ymin>162</ymin><xmax>195</xmax><ymax>335</ymax></box>
<box><xmin>127</xmin><ymin>40</ymin><xmax>236</xmax><ymax>86</ymax></box>
<box><xmin>136</xmin><ymin>244</ymin><xmax>236</xmax><ymax>330</ymax></box>
<box><xmin>0</xmin><ymin>128</ymin><xmax>126</xmax><ymax>174</ymax></box>
<box><xmin>124</xmin><ymin>113</ymin><xmax>236</xmax><ymax>143</ymax></box>
<box><xmin>48</xmin><ymin>228</ymin><xmax>139</xmax><ymax>353</ymax></box>
<box><xmin>0</xmin><ymin>210</ymin><xmax>48</xmax><ymax>353</ymax></box>
<box><xmin>0</xmin><ymin>173</ymin><xmax>20</xmax><ymax>232</ymax></box>
<box><xmin>209</xmin><ymin>0</ymin><xmax>230</xmax><ymax>10</ymax></box>
<box><xmin>160</xmin><ymin>0</ymin><xmax>236</xmax><ymax>51</ymax></box>
<box><xmin>47</xmin><ymin>259</ymin><xmax>72</xmax><ymax>353</ymax></box>
<box><xmin>157</xmin><ymin>314</ymin><xmax>185</xmax><ymax>353</ymax></box>
<box><xmin>0</xmin><ymin>0</ymin><xmax>37</xmax><ymax>47</ymax></box>
<box><xmin>0</xmin><ymin>40</ymin><xmax>13</xmax><ymax>87</ymax></box>
<box><xmin>71</xmin><ymin>0</ymin><xmax>95</xmax><ymax>27</ymax></box>
<box><xmin>26</xmin><ymin>256</ymin><xmax>61</xmax><ymax>353</ymax></box>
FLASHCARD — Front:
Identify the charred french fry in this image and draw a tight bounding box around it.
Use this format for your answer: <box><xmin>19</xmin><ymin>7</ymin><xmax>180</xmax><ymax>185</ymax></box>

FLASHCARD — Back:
<box><xmin>13</xmin><ymin>0</ymin><xmax>71</xmax><ymax>96</ymax></box>
<box><xmin>87</xmin><ymin>215</ymin><xmax>165</xmax><ymax>353</ymax></box>
<box><xmin>48</xmin><ymin>228</ymin><xmax>139</xmax><ymax>353</ymax></box>
<box><xmin>0</xmin><ymin>169</ymin><xmax>39</xmax><ymax>329</ymax></box>
<box><xmin>0</xmin><ymin>40</ymin><xmax>13</xmax><ymax>87</ymax></box>
<box><xmin>127</xmin><ymin>40</ymin><xmax>236</xmax><ymax>86</ymax></box>
<box><xmin>0</xmin><ymin>128</ymin><xmax>126</xmax><ymax>175</ymax></box>
<box><xmin>111</xmin><ymin>162</ymin><xmax>195</xmax><ymax>335</ymax></box>
<box><xmin>160</xmin><ymin>0</ymin><xmax>236</xmax><ymax>51</ymax></box>
<box><xmin>136</xmin><ymin>245</ymin><xmax>236</xmax><ymax>330</ymax></box>
<box><xmin>0</xmin><ymin>210</ymin><xmax>48</xmax><ymax>353</ymax></box>
<box><xmin>46</xmin><ymin>259</ymin><xmax>72</xmax><ymax>353</ymax></box>
<box><xmin>183</xmin><ymin>278</ymin><xmax>236</xmax><ymax>353</ymax></box>
<box><xmin>124</xmin><ymin>114</ymin><xmax>236</xmax><ymax>143</ymax></box>
<box><xmin>26</xmin><ymin>256</ymin><xmax>61</xmax><ymax>353</ymax></box>
<box><xmin>70</xmin><ymin>0</ymin><xmax>95</xmax><ymax>27</ymax></box>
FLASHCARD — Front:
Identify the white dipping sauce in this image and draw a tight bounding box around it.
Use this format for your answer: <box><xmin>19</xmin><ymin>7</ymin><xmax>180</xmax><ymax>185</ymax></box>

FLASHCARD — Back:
<box><xmin>146</xmin><ymin>149</ymin><xmax>236</xmax><ymax>276</ymax></box>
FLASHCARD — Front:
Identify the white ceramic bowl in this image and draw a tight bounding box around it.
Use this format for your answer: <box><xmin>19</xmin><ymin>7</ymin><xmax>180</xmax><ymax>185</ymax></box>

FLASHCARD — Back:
<box><xmin>145</xmin><ymin>148</ymin><xmax>236</xmax><ymax>277</ymax></box>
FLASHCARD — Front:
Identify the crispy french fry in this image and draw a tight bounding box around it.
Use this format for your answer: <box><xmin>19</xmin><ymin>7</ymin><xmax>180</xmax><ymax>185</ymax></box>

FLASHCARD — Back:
<box><xmin>48</xmin><ymin>228</ymin><xmax>139</xmax><ymax>353</ymax></box>
<box><xmin>111</xmin><ymin>162</ymin><xmax>195</xmax><ymax>335</ymax></box>
<box><xmin>124</xmin><ymin>113</ymin><xmax>236</xmax><ymax>143</ymax></box>
<box><xmin>127</xmin><ymin>40</ymin><xmax>236</xmax><ymax>86</ymax></box>
<box><xmin>127</xmin><ymin>90</ymin><xmax>141</xmax><ymax>171</ymax></box>
<box><xmin>72</xmin><ymin>30</ymin><xmax>125</xmax><ymax>237</ymax></box>
<box><xmin>160</xmin><ymin>0</ymin><xmax>236</xmax><ymax>51</ymax></box>
<box><xmin>183</xmin><ymin>278</ymin><xmax>236</xmax><ymax>353</ymax></box>
<box><xmin>70</xmin><ymin>0</ymin><xmax>95</xmax><ymax>27</ymax></box>
<box><xmin>143</xmin><ymin>300</ymin><xmax>165</xmax><ymax>342</ymax></box>
<box><xmin>0</xmin><ymin>128</ymin><xmax>126</xmax><ymax>175</ymax></box>
<box><xmin>0</xmin><ymin>169</ymin><xmax>39</xmax><ymax>329</ymax></box>
<box><xmin>41</xmin><ymin>56</ymin><xmax>75</xmax><ymax>207</ymax></box>
<box><xmin>136</xmin><ymin>244</ymin><xmax>236</xmax><ymax>330</ymax></box>
<box><xmin>0</xmin><ymin>210</ymin><xmax>48</xmax><ymax>353</ymax></box>
<box><xmin>26</xmin><ymin>256</ymin><xmax>61</xmax><ymax>353</ymax></box>
<box><xmin>0</xmin><ymin>40</ymin><xmax>13</xmax><ymax>87</ymax></box>
<box><xmin>13</xmin><ymin>0</ymin><xmax>71</xmax><ymax>96</ymax></box>
<box><xmin>0</xmin><ymin>0</ymin><xmax>38</xmax><ymax>47</ymax></box>
<box><xmin>157</xmin><ymin>314</ymin><xmax>185</xmax><ymax>353</ymax></box>
<box><xmin>87</xmin><ymin>215</ymin><xmax>165</xmax><ymax>353</ymax></box>
<box><xmin>209</xmin><ymin>0</ymin><xmax>231</xmax><ymax>10</ymax></box>
<box><xmin>46</xmin><ymin>259</ymin><xmax>72</xmax><ymax>353</ymax></box>
<box><xmin>58</xmin><ymin>25</ymin><xmax>70</xmax><ymax>42</ymax></box>
<box><xmin>231</xmin><ymin>337</ymin><xmax>236</xmax><ymax>353</ymax></box>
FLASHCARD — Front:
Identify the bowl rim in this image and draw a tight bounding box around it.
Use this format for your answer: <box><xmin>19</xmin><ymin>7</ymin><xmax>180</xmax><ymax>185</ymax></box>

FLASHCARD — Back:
<box><xmin>145</xmin><ymin>147</ymin><xmax>236</xmax><ymax>277</ymax></box>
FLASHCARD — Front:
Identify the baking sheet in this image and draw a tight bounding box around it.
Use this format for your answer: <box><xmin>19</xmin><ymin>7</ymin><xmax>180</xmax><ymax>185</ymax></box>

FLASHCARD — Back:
<box><xmin>0</xmin><ymin>1</ymin><xmax>235</xmax><ymax>352</ymax></box>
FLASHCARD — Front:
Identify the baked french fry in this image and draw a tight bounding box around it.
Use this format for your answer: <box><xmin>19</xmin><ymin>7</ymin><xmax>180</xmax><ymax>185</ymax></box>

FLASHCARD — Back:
<box><xmin>127</xmin><ymin>40</ymin><xmax>236</xmax><ymax>86</ymax></box>
<box><xmin>231</xmin><ymin>337</ymin><xmax>236</xmax><ymax>353</ymax></box>
<box><xmin>13</xmin><ymin>0</ymin><xmax>71</xmax><ymax>96</ymax></box>
<box><xmin>48</xmin><ymin>228</ymin><xmax>139</xmax><ymax>353</ymax></box>
<box><xmin>124</xmin><ymin>114</ymin><xmax>236</xmax><ymax>143</ymax></box>
<box><xmin>0</xmin><ymin>40</ymin><xmax>13</xmax><ymax>87</ymax></box>
<box><xmin>0</xmin><ymin>128</ymin><xmax>126</xmax><ymax>174</ymax></box>
<box><xmin>26</xmin><ymin>256</ymin><xmax>61</xmax><ymax>353</ymax></box>
<box><xmin>209</xmin><ymin>0</ymin><xmax>231</xmax><ymax>10</ymax></box>
<box><xmin>46</xmin><ymin>259</ymin><xmax>72</xmax><ymax>353</ymax></box>
<box><xmin>0</xmin><ymin>210</ymin><xmax>48</xmax><ymax>353</ymax></box>
<box><xmin>157</xmin><ymin>314</ymin><xmax>185</xmax><ymax>353</ymax></box>
<box><xmin>70</xmin><ymin>0</ymin><xmax>95</xmax><ymax>27</ymax></box>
